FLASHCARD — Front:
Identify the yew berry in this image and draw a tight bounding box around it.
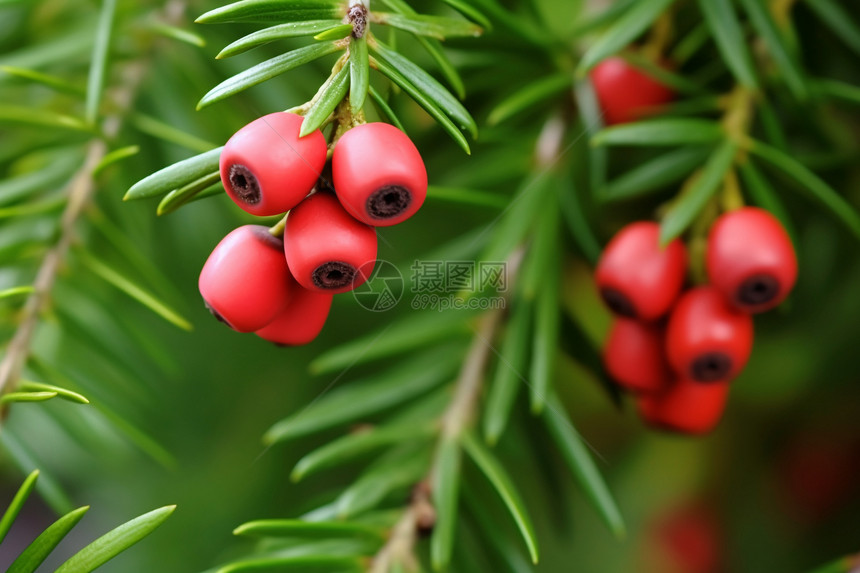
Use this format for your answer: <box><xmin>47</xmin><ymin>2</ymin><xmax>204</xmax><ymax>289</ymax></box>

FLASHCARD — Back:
<box><xmin>256</xmin><ymin>284</ymin><xmax>333</xmax><ymax>346</ymax></box>
<box><xmin>638</xmin><ymin>378</ymin><xmax>730</xmax><ymax>435</ymax></box>
<box><xmin>778</xmin><ymin>435</ymin><xmax>860</xmax><ymax>523</ymax></box>
<box><xmin>199</xmin><ymin>225</ymin><xmax>293</xmax><ymax>332</ymax></box>
<box><xmin>284</xmin><ymin>191</ymin><xmax>377</xmax><ymax>294</ymax></box>
<box><xmin>595</xmin><ymin>221</ymin><xmax>687</xmax><ymax>321</ymax></box>
<box><xmin>603</xmin><ymin>319</ymin><xmax>671</xmax><ymax>394</ymax></box>
<box><xmin>590</xmin><ymin>57</ymin><xmax>674</xmax><ymax>125</ymax></box>
<box><xmin>332</xmin><ymin>122</ymin><xmax>427</xmax><ymax>226</ymax></box>
<box><xmin>649</xmin><ymin>504</ymin><xmax>723</xmax><ymax>573</ymax></box>
<box><xmin>666</xmin><ymin>286</ymin><xmax>754</xmax><ymax>383</ymax></box>
<box><xmin>707</xmin><ymin>207</ymin><xmax>797</xmax><ymax>313</ymax></box>
<box><xmin>219</xmin><ymin>112</ymin><xmax>326</xmax><ymax>216</ymax></box>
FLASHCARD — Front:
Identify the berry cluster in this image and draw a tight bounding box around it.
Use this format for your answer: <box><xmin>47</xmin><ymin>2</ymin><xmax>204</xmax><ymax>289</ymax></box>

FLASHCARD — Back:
<box><xmin>598</xmin><ymin>208</ymin><xmax>797</xmax><ymax>434</ymax></box>
<box><xmin>198</xmin><ymin>113</ymin><xmax>427</xmax><ymax>345</ymax></box>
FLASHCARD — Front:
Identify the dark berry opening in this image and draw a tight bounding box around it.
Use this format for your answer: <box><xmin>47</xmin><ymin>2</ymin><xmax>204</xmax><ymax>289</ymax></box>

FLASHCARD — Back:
<box><xmin>736</xmin><ymin>273</ymin><xmax>780</xmax><ymax>307</ymax></box>
<box><xmin>228</xmin><ymin>164</ymin><xmax>261</xmax><ymax>205</ymax></box>
<box><xmin>690</xmin><ymin>352</ymin><xmax>732</xmax><ymax>382</ymax></box>
<box><xmin>367</xmin><ymin>185</ymin><xmax>411</xmax><ymax>220</ymax></box>
<box><xmin>204</xmin><ymin>301</ymin><xmax>235</xmax><ymax>330</ymax></box>
<box><xmin>312</xmin><ymin>261</ymin><xmax>357</xmax><ymax>290</ymax></box>
<box><xmin>600</xmin><ymin>287</ymin><xmax>637</xmax><ymax>318</ymax></box>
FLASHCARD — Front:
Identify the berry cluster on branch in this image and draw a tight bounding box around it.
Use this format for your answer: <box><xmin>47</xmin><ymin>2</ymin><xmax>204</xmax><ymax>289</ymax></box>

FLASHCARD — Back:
<box><xmin>4</xmin><ymin>0</ymin><xmax>860</xmax><ymax>571</ymax></box>
<box><xmin>598</xmin><ymin>208</ymin><xmax>796</xmax><ymax>434</ymax></box>
<box><xmin>200</xmin><ymin>113</ymin><xmax>426</xmax><ymax>345</ymax></box>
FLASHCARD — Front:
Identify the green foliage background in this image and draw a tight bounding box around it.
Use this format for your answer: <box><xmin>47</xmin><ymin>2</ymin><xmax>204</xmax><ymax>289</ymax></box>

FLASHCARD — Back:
<box><xmin>1</xmin><ymin>0</ymin><xmax>860</xmax><ymax>571</ymax></box>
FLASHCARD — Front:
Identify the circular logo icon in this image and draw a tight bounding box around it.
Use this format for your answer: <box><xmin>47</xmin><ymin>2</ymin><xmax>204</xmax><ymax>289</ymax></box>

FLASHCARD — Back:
<box><xmin>352</xmin><ymin>259</ymin><xmax>404</xmax><ymax>312</ymax></box>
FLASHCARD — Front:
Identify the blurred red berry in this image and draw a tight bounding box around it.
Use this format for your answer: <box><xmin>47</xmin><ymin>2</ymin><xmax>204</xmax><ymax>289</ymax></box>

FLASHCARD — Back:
<box><xmin>638</xmin><ymin>378</ymin><xmax>730</xmax><ymax>435</ymax></box>
<box><xmin>648</xmin><ymin>503</ymin><xmax>723</xmax><ymax>573</ymax></box>
<box><xmin>604</xmin><ymin>319</ymin><xmax>672</xmax><ymax>393</ymax></box>
<box><xmin>333</xmin><ymin>122</ymin><xmax>427</xmax><ymax>227</ymax></box>
<box><xmin>590</xmin><ymin>57</ymin><xmax>674</xmax><ymax>125</ymax></box>
<box><xmin>778</xmin><ymin>434</ymin><xmax>860</xmax><ymax>524</ymax></box>
<box><xmin>707</xmin><ymin>207</ymin><xmax>797</xmax><ymax>313</ymax></box>
<box><xmin>666</xmin><ymin>287</ymin><xmax>754</xmax><ymax>383</ymax></box>
<box><xmin>284</xmin><ymin>191</ymin><xmax>377</xmax><ymax>294</ymax></box>
<box><xmin>199</xmin><ymin>225</ymin><xmax>293</xmax><ymax>332</ymax></box>
<box><xmin>596</xmin><ymin>221</ymin><xmax>688</xmax><ymax>321</ymax></box>
<box><xmin>256</xmin><ymin>283</ymin><xmax>333</xmax><ymax>346</ymax></box>
<box><xmin>219</xmin><ymin>112</ymin><xmax>327</xmax><ymax>216</ymax></box>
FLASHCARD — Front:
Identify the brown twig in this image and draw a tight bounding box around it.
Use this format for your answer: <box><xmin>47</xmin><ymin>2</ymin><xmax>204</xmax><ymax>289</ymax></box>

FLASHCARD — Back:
<box><xmin>369</xmin><ymin>271</ymin><xmax>519</xmax><ymax>571</ymax></box>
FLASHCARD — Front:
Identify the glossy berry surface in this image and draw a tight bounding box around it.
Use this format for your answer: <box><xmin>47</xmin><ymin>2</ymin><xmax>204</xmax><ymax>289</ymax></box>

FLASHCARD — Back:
<box><xmin>638</xmin><ymin>378</ymin><xmax>730</xmax><ymax>435</ymax></box>
<box><xmin>220</xmin><ymin>112</ymin><xmax>326</xmax><ymax>216</ymax></box>
<box><xmin>596</xmin><ymin>221</ymin><xmax>687</xmax><ymax>321</ymax></box>
<box><xmin>333</xmin><ymin>122</ymin><xmax>427</xmax><ymax>227</ymax></box>
<box><xmin>604</xmin><ymin>319</ymin><xmax>671</xmax><ymax>394</ymax></box>
<box><xmin>199</xmin><ymin>225</ymin><xmax>293</xmax><ymax>332</ymax></box>
<box><xmin>256</xmin><ymin>283</ymin><xmax>333</xmax><ymax>346</ymax></box>
<box><xmin>666</xmin><ymin>286</ymin><xmax>754</xmax><ymax>383</ymax></box>
<box><xmin>284</xmin><ymin>191</ymin><xmax>378</xmax><ymax>294</ymax></box>
<box><xmin>707</xmin><ymin>207</ymin><xmax>797</xmax><ymax>313</ymax></box>
<box><xmin>590</xmin><ymin>57</ymin><xmax>674</xmax><ymax>125</ymax></box>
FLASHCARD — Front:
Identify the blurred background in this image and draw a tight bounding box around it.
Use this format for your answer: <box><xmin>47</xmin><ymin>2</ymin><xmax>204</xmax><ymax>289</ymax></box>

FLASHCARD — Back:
<box><xmin>1</xmin><ymin>0</ymin><xmax>859</xmax><ymax>571</ymax></box>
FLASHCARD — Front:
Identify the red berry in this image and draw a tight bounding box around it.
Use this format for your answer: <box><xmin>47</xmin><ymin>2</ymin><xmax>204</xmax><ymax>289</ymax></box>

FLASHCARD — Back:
<box><xmin>778</xmin><ymin>434</ymin><xmax>860</xmax><ymax>523</ymax></box>
<box><xmin>256</xmin><ymin>284</ymin><xmax>333</xmax><ymax>346</ymax></box>
<box><xmin>199</xmin><ymin>225</ymin><xmax>294</xmax><ymax>332</ymax></box>
<box><xmin>219</xmin><ymin>112</ymin><xmax>327</xmax><ymax>216</ymax></box>
<box><xmin>650</xmin><ymin>504</ymin><xmax>723</xmax><ymax>573</ymax></box>
<box><xmin>707</xmin><ymin>207</ymin><xmax>797</xmax><ymax>313</ymax></box>
<box><xmin>666</xmin><ymin>286</ymin><xmax>754</xmax><ymax>383</ymax></box>
<box><xmin>603</xmin><ymin>319</ymin><xmax>671</xmax><ymax>393</ymax></box>
<box><xmin>638</xmin><ymin>378</ymin><xmax>730</xmax><ymax>435</ymax></box>
<box><xmin>590</xmin><ymin>57</ymin><xmax>674</xmax><ymax>125</ymax></box>
<box><xmin>595</xmin><ymin>221</ymin><xmax>687</xmax><ymax>321</ymax></box>
<box><xmin>332</xmin><ymin>122</ymin><xmax>427</xmax><ymax>226</ymax></box>
<box><xmin>284</xmin><ymin>191</ymin><xmax>377</xmax><ymax>293</ymax></box>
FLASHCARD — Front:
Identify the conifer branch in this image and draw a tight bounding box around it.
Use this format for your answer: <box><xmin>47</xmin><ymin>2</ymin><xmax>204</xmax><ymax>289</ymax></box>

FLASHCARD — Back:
<box><xmin>0</xmin><ymin>141</ymin><xmax>104</xmax><ymax>399</ymax></box>
<box><xmin>367</xmin><ymin>108</ymin><xmax>558</xmax><ymax>567</ymax></box>
<box><xmin>367</xmin><ymin>240</ymin><xmax>531</xmax><ymax>570</ymax></box>
<box><xmin>439</xmin><ymin>310</ymin><xmax>504</xmax><ymax>439</ymax></box>
<box><xmin>369</xmin><ymin>309</ymin><xmax>503</xmax><ymax>571</ymax></box>
<box><xmin>0</xmin><ymin>0</ymin><xmax>188</xmax><ymax>409</ymax></box>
